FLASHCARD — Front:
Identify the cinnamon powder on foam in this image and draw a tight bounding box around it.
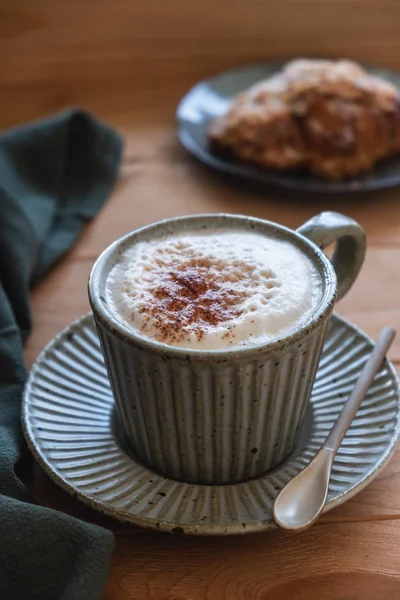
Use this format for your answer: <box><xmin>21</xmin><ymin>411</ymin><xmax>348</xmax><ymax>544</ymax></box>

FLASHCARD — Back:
<box><xmin>106</xmin><ymin>231</ymin><xmax>322</xmax><ymax>349</ymax></box>
<box><xmin>139</xmin><ymin>257</ymin><xmax>247</xmax><ymax>343</ymax></box>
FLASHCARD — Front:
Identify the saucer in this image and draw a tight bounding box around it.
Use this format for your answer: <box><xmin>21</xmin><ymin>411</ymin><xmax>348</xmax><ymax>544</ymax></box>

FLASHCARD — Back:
<box><xmin>22</xmin><ymin>313</ymin><xmax>400</xmax><ymax>535</ymax></box>
<box><xmin>177</xmin><ymin>61</ymin><xmax>400</xmax><ymax>194</ymax></box>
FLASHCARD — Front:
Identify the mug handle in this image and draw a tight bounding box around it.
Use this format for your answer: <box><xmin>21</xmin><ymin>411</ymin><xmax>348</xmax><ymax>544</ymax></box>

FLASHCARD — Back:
<box><xmin>297</xmin><ymin>211</ymin><xmax>366</xmax><ymax>301</ymax></box>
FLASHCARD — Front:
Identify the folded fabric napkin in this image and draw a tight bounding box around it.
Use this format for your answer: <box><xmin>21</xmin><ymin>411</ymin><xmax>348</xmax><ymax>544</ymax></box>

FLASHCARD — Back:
<box><xmin>0</xmin><ymin>109</ymin><xmax>123</xmax><ymax>600</ymax></box>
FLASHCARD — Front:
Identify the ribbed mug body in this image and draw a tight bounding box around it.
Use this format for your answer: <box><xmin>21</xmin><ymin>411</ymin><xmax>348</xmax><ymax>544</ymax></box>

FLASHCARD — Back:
<box><xmin>94</xmin><ymin>313</ymin><xmax>331</xmax><ymax>484</ymax></box>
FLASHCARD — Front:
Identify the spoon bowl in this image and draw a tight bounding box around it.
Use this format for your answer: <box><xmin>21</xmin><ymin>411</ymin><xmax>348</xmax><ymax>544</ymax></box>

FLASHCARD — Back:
<box><xmin>273</xmin><ymin>447</ymin><xmax>335</xmax><ymax>531</ymax></box>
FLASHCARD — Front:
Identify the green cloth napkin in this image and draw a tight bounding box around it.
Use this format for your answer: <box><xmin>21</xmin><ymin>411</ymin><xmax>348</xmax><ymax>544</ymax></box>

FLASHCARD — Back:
<box><xmin>0</xmin><ymin>109</ymin><xmax>123</xmax><ymax>600</ymax></box>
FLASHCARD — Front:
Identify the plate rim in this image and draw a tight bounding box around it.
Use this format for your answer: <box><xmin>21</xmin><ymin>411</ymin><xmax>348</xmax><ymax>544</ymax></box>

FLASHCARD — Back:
<box><xmin>22</xmin><ymin>312</ymin><xmax>400</xmax><ymax>536</ymax></box>
<box><xmin>176</xmin><ymin>59</ymin><xmax>400</xmax><ymax>194</ymax></box>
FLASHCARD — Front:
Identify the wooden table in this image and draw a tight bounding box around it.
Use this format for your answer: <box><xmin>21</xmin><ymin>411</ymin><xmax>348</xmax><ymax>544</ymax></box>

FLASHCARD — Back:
<box><xmin>21</xmin><ymin>100</ymin><xmax>400</xmax><ymax>598</ymax></box>
<box><xmin>4</xmin><ymin>1</ymin><xmax>400</xmax><ymax>597</ymax></box>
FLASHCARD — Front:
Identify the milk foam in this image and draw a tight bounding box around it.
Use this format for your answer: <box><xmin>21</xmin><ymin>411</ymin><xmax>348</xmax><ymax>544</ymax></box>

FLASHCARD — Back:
<box><xmin>106</xmin><ymin>230</ymin><xmax>323</xmax><ymax>349</ymax></box>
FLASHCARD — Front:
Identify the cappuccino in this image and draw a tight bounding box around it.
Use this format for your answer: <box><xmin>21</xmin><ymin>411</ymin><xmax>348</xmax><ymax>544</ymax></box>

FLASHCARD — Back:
<box><xmin>106</xmin><ymin>230</ymin><xmax>323</xmax><ymax>349</ymax></box>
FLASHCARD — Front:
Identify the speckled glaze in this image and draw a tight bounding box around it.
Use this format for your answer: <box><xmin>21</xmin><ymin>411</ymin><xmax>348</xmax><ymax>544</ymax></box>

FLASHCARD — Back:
<box><xmin>88</xmin><ymin>212</ymin><xmax>365</xmax><ymax>484</ymax></box>
<box><xmin>22</xmin><ymin>312</ymin><xmax>400</xmax><ymax>535</ymax></box>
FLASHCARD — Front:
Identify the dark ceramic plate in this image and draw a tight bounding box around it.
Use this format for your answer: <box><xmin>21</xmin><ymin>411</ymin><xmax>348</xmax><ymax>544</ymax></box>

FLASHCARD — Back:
<box><xmin>177</xmin><ymin>61</ymin><xmax>400</xmax><ymax>194</ymax></box>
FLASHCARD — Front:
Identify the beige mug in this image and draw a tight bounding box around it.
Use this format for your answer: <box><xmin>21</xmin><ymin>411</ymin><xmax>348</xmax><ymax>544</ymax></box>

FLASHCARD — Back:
<box><xmin>89</xmin><ymin>211</ymin><xmax>365</xmax><ymax>485</ymax></box>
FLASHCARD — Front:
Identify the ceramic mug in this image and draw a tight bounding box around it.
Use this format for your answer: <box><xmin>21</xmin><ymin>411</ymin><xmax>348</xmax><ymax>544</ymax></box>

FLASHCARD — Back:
<box><xmin>88</xmin><ymin>212</ymin><xmax>365</xmax><ymax>485</ymax></box>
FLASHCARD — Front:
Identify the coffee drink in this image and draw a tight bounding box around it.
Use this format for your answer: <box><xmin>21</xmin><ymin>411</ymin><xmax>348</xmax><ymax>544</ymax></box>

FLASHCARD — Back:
<box><xmin>91</xmin><ymin>212</ymin><xmax>365</xmax><ymax>484</ymax></box>
<box><xmin>106</xmin><ymin>230</ymin><xmax>323</xmax><ymax>350</ymax></box>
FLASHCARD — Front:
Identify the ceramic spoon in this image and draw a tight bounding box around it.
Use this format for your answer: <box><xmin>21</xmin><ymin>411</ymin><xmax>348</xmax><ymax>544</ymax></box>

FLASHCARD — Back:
<box><xmin>273</xmin><ymin>326</ymin><xmax>396</xmax><ymax>533</ymax></box>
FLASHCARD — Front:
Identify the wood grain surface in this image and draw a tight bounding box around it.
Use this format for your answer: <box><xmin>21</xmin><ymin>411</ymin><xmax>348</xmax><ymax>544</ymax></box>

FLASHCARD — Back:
<box><xmin>3</xmin><ymin>1</ymin><xmax>400</xmax><ymax>597</ymax></box>
<box><xmin>4</xmin><ymin>0</ymin><xmax>400</xmax><ymax>89</ymax></box>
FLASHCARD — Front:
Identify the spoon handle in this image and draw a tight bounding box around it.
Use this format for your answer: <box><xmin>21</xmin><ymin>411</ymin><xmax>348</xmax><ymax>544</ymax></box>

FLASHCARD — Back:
<box><xmin>323</xmin><ymin>327</ymin><xmax>396</xmax><ymax>453</ymax></box>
